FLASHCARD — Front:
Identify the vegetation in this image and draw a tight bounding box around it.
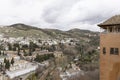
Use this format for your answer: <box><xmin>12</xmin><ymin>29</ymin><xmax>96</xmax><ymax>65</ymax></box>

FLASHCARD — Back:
<box><xmin>11</xmin><ymin>58</ymin><xmax>15</xmax><ymax>65</ymax></box>
<box><xmin>29</xmin><ymin>41</ymin><xmax>39</xmax><ymax>56</ymax></box>
<box><xmin>3</xmin><ymin>58</ymin><xmax>15</xmax><ymax>70</ymax></box>
<box><xmin>34</xmin><ymin>54</ymin><xmax>54</xmax><ymax>62</ymax></box>
<box><xmin>26</xmin><ymin>74</ymin><xmax>37</xmax><ymax>80</ymax></box>
<box><xmin>0</xmin><ymin>24</ymin><xmax>100</xmax><ymax>80</ymax></box>
<box><xmin>0</xmin><ymin>24</ymin><xmax>99</xmax><ymax>41</ymax></box>
<box><xmin>68</xmin><ymin>70</ymin><xmax>99</xmax><ymax>80</ymax></box>
<box><xmin>4</xmin><ymin>58</ymin><xmax>7</xmax><ymax>63</ymax></box>
<box><xmin>5</xmin><ymin>59</ymin><xmax>10</xmax><ymax>70</ymax></box>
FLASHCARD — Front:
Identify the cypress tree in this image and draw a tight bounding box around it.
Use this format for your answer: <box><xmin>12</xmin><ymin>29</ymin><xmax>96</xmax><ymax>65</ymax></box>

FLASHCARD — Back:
<box><xmin>0</xmin><ymin>51</ymin><xmax>1</xmax><ymax>55</ymax></box>
<box><xmin>5</xmin><ymin>60</ymin><xmax>10</xmax><ymax>70</ymax></box>
<box><xmin>11</xmin><ymin>58</ymin><xmax>14</xmax><ymax>65</ymax></box>
<box><xmin>4</xmin><ymin>58</ymin><xmax>7</xmax><ymax>63</ymax></box>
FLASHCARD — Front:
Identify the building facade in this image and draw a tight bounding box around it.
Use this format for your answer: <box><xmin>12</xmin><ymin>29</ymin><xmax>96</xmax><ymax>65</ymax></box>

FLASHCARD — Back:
<box><xmin>98</xmin><ymin>15</ymin><xmax>120</xmax><ymax>80</ymax></box>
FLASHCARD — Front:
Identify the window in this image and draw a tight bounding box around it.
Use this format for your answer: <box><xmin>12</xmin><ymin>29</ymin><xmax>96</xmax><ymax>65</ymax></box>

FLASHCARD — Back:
<box><xmin>115</xmin><ymin>48</ymin><xmax>119</xmax><ymax>55</ymax></box>
<box><xmin>103</xmin><ymin>47</ymin><xmax>106</xmax><ymax>54</ymax></box>
<box><xmin>110</xmin><ymin>48</ymin><xmax>114</xmax><ymax>54</ymax></box>
<box><xmin>110</xmin><ymin>48</ymin><xmax>119</xmax><ymax>55</ymax></box>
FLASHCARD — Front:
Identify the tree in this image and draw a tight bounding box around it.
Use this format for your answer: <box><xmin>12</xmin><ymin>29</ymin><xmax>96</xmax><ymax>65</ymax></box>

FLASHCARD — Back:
<box><xmin>34</xmin><ymin>54</ymin><xmax>54</xmax><ymax>63</ymax></box>
<box><xmin>22</xmin><ymin>44</ymin><xmax>28</xmax><ymax>49</ymax></box>
<box><xmin>0</xmin><ymin>51</ymin><xmax>1</xmax><ymax>55</ymax></box>
<box><xmin>59</xmin><ymin>43</ymin><xmax>65</xmax><ymax>50</ymax></box>
<box><xmin>8</xmin><ymin>43</ymin><xmax>12</xmax><ymax>50</ymax></box>
<box><xmin>17</xmin><ymin>46</ymin><xmax>20</xmax><ymax>56</ymax></box>
<box><xmin>29</xmin><ymin>42</ymin><xmax>34</xmax><ymax>56</ymax></box>
<box><xmin>76</xmin><ymin>44</ymin><xmax>85</xmax><ymax>61</ymax></box>
<box><xmin>23</xmin><ymin>49</ymin><xmax>27</xmax><ymax>56</ymax></box>
<box><xmin>11</xmin><ymin>58</ymin><xmax>14</xmax><ymax>65</ymax></box>
<box><xmin>34</xmin><ymin>54</ymin><xmax>40</xmax><ymax>62</ymax></box>
<box><xmin>4</xmin><ymin>58</ymin><xmax>7</xmax><ymax>63</ymax></box>
<box><xmin>13</xmin><ymin>43</ymin><xmax>18</xmax><ymax>51</ymax></box>
<box><xmin>2</xmin><ymin>51</ymin><xmax>4</xmax><ymax>55</ymax></box>
<box><xmin>0</xmin><ymin>63</ymin><xmax>3</xmax><ymax>71</ymax></box>
<box><xmin>5</xmin><ymin>60</ymin><xmax>10</xmax><ymax>70</ymax></box>
<box><xmin>51</xmin><ymin>44</ymin><xmax>56</xmax><ymax>51</ymax></box>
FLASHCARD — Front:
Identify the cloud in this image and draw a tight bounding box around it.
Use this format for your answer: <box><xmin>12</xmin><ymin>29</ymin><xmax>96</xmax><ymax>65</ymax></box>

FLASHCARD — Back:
<box><xmin>0</xmin><ymin>0</ymin><xmax>120</xmax><ymax>31</ymax></box>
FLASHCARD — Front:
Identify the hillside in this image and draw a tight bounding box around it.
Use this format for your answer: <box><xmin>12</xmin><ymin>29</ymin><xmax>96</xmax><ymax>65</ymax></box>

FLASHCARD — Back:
<box><xmin>0</xmin><ymin>23</ymin><xmax>99</xmax><ymax>46</ymax></box>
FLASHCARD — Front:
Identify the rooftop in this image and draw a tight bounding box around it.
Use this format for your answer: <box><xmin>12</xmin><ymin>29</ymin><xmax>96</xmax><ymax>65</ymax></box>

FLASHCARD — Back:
<box><xmin>98</xmin><ymin>15</ymin><xmax>120</xmax><ymax>27</ymax></box>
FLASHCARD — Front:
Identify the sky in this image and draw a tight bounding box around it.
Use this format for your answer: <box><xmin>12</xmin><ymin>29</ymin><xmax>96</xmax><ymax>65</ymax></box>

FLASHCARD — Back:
<box><xmin>0</xmin><ymin>0</ymin><xmax>120</xmax><ymax>31</ymax></box>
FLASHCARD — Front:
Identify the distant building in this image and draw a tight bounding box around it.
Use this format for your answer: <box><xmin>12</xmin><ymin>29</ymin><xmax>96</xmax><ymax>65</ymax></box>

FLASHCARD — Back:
<box><xmin>98</xmin><ymin>15</ymin><xmax>120</xmax><ymax>80</ymax></box>
<box><xmin>54</xmin><ymin>51</ymin><xmax>63</xmax><ymax>58</ymax></box>
<box><xmin>6</xmin><ymin>60</ymin><xmax>38</xmax><ymax>79</ymax></box>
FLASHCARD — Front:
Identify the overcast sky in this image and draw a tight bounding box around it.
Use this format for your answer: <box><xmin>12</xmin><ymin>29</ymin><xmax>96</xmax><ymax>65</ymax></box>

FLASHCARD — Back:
<box><xmin>0</xmin><ymin>0</ymin><xmax>120</xmax><ymax>31</ymax></box>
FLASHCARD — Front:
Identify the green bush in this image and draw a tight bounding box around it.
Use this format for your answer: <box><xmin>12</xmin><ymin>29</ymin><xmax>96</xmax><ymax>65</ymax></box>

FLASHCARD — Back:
<box><xmin>34</xmin><ymin>54</ymin><xmax>54</xmax><ymax>62</ymax></box>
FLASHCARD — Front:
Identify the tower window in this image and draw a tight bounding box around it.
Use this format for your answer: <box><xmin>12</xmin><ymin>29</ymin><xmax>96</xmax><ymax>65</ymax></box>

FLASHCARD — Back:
<box><xmin>110</xmin><ymin>48</ymin><xmax>114</xmax><ymax>54</ymax></box>
<box><xmin>103</xmin><ymin>47</ymin><xmax>106</xmax><ymax>54</ymax></box>
<box><xmin>115</xmin><ymin>48</ymin><xmax>119</xmax><ymax>55</ymax></box>
<box><xmin>110</xmin><ymin>48</ymin><xmax>119</xmax><ymax>55</ymax></box>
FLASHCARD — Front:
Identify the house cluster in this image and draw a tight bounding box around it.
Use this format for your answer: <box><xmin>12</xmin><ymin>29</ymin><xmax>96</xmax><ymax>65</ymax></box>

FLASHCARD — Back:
<box><xmin>0</xmin><ymin>34</ymin><xmax>80</xmax><ymax>80</ymax></box>
<box><xmin>37</xmin><ymin>38</ymin><xmax>79</xmax><ymax>46</ymax></box>
<box><xmin>6</xmin><ymin>60</ymin><xmax>38</xmax><ymax>79</ymax></box>
<box><xmin>0</xmin><ymin>51</ymin><xmax>38</xmax><ymax>79</ymax></box>
<box><xmin>0</xmin><ymin>52</ymin><xmax>20</xmax><ymax>63</ymax></box>
<box><xmin>0</xmin><ymin>35</ymin><xmax>79</xmax><ymax>51</ymax></box>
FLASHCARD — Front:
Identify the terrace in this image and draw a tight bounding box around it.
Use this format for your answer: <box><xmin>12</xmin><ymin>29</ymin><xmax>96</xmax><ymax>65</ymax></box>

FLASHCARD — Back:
<box><xmin>6</xmin><ymin>60</ymin><xmax>38</xmax><ymax>79</ymax></box>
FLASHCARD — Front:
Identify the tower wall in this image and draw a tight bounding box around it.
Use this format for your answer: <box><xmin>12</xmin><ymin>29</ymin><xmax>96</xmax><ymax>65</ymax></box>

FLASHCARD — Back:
<box><xmin>100</xmin><ymin>33</ymin><xmax>120</xmax><ymax>80</ymax></box>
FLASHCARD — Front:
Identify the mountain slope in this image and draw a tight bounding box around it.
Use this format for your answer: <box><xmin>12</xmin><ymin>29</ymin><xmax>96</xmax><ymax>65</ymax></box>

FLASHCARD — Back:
<box><xmin>0</xmin><ymin>23</ymin><xmax>99</xmax><ymax>45</ymax></box>
<box><xmin>0</xmin><ymin>24</ymin><xmax>51</xmax><ymax>39</ymax></box>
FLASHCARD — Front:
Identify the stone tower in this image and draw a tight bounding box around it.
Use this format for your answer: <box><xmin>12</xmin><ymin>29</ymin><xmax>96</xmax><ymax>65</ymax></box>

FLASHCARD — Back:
<box><xmin>98</xmin><ymin>15</ymin><xmax>120</xmax><ymax>80</ymax></box>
